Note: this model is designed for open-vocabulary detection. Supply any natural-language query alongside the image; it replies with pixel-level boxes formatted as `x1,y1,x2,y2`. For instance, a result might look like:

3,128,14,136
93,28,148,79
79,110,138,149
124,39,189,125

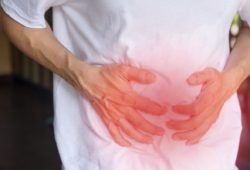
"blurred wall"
0,9,53,90
0,27,12,75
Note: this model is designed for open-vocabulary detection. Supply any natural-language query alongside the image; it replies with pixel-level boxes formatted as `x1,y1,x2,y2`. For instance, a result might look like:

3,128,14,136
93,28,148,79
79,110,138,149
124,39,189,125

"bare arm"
167,23,250,145
0,8,91,88
1,8,166,146
224,22,250,86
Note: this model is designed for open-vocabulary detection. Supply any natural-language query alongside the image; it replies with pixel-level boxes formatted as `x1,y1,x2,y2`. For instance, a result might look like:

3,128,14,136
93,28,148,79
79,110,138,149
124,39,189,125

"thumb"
120,66,156,84
187,68,215,85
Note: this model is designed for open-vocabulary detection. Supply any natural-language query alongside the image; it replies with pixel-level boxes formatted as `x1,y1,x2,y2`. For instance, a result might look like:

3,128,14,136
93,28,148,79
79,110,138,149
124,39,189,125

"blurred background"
0,10,250,170
0,10,61,170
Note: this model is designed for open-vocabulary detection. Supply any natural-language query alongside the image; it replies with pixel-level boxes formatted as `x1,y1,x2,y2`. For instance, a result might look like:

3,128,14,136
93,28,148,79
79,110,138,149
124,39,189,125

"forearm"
0,8,90,84
224,23,250,87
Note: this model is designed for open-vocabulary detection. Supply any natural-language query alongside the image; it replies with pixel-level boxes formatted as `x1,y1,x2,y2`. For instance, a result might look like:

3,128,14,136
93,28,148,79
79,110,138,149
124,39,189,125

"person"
1,0,250,169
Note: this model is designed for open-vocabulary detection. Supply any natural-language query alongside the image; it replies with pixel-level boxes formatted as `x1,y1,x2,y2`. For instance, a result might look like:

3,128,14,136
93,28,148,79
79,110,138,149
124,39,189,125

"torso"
52,1,243,169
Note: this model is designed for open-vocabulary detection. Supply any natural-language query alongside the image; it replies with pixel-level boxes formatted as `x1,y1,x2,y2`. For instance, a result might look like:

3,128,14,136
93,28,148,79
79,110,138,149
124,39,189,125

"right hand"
71,63,167,146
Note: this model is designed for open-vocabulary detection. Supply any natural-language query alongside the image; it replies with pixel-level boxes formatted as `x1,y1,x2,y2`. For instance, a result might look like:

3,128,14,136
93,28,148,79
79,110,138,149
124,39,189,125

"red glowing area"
88,55,235,147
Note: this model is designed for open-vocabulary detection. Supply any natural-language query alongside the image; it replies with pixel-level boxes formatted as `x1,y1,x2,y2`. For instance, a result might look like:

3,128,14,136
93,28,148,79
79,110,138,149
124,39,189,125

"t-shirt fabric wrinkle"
1,0,250,169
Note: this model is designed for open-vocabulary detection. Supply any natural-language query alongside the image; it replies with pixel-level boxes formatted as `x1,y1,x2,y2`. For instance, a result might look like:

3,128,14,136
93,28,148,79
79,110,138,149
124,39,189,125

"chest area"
66,0,242,34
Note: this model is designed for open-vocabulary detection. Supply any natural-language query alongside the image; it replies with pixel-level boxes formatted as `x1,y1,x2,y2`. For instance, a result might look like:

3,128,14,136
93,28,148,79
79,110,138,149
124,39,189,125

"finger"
92,100,113,120
120,65,156,84
102,116,131,147
172,117,212,142
185,106,221,145
124,107,165,136
187,68,218,85
172,103,195,115
132,93,167,115
107,103,165,136
94,102,131,146
172,88,214,116
169,105,220,141
193,90,214,111
110,92,167,115
185,138,200,145
102,99,126,123
166,106,215,131
118,118,153,144
166,118,197,131
173,109,219,145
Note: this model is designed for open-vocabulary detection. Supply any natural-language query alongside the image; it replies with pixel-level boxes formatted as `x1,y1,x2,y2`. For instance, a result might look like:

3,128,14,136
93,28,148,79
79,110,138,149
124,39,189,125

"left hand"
166,67,239,145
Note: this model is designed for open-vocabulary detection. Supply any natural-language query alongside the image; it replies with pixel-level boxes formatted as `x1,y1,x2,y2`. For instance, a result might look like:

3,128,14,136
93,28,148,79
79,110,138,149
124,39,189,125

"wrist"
58,52,93,88
222,66,246,92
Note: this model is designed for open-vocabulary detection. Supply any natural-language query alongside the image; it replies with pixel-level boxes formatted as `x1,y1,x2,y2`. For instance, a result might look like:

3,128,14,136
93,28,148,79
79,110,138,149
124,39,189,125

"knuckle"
120,65,130,73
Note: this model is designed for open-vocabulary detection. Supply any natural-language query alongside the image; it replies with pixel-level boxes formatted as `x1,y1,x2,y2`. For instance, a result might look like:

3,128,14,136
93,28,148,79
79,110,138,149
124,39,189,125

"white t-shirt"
1,0,250,170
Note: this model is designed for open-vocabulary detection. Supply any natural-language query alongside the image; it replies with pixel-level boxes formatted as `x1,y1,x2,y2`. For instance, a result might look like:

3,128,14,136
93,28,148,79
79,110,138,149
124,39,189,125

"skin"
167,22,250,145
0,8,166,146
1,8,250,146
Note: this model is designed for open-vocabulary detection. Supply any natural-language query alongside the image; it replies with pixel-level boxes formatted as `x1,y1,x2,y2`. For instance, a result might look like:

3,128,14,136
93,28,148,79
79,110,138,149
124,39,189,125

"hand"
166,67,239,145
74,64,166,146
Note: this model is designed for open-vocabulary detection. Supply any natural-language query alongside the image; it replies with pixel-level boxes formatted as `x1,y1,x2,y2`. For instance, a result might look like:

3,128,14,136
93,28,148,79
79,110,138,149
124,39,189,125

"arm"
167,23,250,145
1,8,166,146
224,22,250,86
0,8,90,87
